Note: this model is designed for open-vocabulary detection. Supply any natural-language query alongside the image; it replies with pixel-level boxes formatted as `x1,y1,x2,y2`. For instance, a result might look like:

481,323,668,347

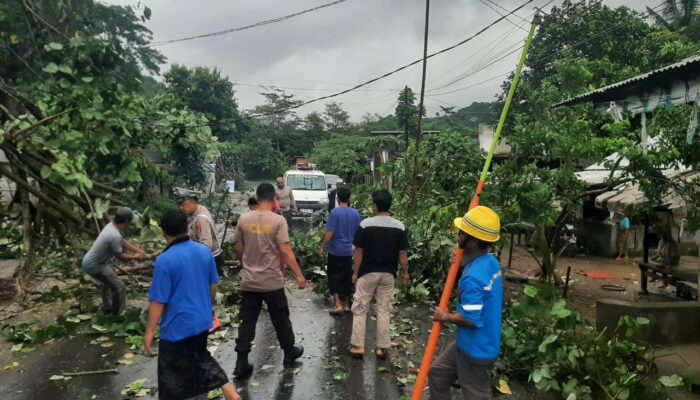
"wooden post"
507,231,515,269
643,214,650,263
410,0,430,213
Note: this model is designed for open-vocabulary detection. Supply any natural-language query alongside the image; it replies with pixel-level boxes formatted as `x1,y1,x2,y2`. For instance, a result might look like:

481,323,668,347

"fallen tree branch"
61,369,119,377
116,264,153,274
8,108,74,142
0,164,85,227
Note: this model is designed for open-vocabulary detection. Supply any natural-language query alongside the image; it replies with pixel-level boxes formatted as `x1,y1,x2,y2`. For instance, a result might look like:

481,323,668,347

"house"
557,55,700,344
478,124,511,159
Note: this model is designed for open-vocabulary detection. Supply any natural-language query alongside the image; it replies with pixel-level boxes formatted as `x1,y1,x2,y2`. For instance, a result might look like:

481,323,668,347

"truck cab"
283,169,329,214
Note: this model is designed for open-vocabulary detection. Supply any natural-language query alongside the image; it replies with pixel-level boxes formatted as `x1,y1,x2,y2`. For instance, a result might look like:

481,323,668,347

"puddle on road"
0,334,157,400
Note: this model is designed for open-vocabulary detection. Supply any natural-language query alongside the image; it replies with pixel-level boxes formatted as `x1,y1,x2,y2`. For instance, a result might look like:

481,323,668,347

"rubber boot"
233,352,253,379
283,345,304,367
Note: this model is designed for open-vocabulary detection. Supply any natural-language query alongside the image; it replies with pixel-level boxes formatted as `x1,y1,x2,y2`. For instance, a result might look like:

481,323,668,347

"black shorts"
327,254,353,296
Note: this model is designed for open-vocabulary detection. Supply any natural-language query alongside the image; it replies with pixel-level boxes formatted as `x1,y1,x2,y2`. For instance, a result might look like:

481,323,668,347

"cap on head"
453,206,500,242
114,207,134,224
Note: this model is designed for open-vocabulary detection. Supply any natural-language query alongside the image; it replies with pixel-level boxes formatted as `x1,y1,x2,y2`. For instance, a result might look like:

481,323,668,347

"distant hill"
424,101,497,134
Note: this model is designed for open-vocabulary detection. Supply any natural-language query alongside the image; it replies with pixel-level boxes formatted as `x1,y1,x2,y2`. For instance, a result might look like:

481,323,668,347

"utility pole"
403,85,409,150
410,0,430,213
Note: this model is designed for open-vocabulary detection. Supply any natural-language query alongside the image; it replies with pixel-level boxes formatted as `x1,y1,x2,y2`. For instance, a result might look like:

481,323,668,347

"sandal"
350,347,365,359
375,348,388,360
327,306,344,315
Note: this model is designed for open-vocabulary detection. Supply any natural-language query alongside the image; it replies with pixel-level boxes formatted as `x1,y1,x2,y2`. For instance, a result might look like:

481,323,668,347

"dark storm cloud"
108,0,655,120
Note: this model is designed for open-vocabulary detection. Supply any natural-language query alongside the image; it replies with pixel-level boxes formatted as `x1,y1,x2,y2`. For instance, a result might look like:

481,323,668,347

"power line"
150,0,348,46
429,39,524,94
484,0,532,24
428,0,666,96
158,0,536,129
234,82,399,92
480,0,529,31
167,58,402,91
428,9,531,85
427,3,543,93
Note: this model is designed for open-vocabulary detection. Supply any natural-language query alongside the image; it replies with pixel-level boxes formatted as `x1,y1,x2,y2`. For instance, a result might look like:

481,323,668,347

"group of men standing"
81,180,505,399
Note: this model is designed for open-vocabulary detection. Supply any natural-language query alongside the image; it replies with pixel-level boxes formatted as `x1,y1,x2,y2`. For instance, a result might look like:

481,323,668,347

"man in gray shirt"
276,177,297,226
82,207,152,315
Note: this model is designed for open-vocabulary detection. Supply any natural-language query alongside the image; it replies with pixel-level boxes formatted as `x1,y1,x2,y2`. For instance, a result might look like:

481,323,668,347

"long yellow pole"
411,17,538,400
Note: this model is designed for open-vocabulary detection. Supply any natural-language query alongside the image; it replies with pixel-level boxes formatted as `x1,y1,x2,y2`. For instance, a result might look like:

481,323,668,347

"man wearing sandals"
429,206,503,400
318,187,361,315
349,189,409,359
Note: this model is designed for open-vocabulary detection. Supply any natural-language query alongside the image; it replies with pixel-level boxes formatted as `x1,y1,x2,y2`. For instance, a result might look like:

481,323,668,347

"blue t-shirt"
326,207,361,257
456,253,503,363
619,217,630,230
149,240,219,342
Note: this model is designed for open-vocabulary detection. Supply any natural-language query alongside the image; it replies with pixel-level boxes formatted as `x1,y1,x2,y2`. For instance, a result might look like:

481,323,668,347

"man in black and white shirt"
350,189,410,360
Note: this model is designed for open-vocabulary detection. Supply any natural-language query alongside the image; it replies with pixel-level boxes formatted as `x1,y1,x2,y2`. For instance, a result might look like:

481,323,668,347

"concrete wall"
596,298,700,345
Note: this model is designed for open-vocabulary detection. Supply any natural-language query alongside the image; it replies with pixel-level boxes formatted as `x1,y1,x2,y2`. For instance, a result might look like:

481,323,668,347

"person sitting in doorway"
652,229,681,289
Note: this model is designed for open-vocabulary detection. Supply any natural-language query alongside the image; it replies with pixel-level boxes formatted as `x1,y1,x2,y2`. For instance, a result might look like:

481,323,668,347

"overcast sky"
105,0,658,121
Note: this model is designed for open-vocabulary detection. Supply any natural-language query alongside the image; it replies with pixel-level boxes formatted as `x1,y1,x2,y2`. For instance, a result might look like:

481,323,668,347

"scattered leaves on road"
121,378,152,397
333,372,348,381
3,362,20,371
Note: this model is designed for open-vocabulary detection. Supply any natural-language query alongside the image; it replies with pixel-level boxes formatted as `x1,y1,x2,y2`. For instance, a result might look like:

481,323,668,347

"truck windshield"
287,175,326,190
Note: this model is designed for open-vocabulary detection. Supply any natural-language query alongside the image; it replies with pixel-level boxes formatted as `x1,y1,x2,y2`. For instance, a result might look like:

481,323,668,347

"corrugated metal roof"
554,55,700,108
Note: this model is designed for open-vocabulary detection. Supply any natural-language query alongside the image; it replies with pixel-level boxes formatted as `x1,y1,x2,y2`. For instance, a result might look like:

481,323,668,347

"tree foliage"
0,0,218,281
164,64,246,141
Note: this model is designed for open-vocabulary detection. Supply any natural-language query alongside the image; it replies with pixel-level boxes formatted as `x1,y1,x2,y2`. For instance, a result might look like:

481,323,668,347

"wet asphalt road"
0,283,403,400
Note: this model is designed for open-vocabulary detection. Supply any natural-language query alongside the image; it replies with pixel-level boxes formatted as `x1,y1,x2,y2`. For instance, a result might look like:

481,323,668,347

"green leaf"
333,372,349,381
58,64,72,74
81,77,94,83
532,369,542,383
43,62,59,74
538,334,558,352
523,285,539,298
11,343,23,352
127,378,147,391
377,366,389,373
659,374,684,387
47,42,63,50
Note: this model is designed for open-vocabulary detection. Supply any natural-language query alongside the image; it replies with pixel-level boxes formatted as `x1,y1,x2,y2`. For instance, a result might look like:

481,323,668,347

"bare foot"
350,346,365,358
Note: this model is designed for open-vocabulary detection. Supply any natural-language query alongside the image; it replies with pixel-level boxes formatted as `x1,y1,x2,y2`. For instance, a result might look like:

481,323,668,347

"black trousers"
214,253,225,275
234,288,295,353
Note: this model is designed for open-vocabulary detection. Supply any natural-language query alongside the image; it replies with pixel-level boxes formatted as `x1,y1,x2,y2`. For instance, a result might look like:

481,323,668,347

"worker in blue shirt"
144,210,239,400
429,206,503,400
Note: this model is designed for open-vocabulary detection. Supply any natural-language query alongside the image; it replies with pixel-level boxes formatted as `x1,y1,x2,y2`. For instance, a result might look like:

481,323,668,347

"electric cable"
150,0,348,46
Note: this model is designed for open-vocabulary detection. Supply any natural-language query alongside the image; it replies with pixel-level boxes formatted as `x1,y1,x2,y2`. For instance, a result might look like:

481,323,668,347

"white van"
283,169,329,213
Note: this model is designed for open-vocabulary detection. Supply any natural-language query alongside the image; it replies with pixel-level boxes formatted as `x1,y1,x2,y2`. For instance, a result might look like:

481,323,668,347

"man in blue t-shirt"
319,187,361,314
429,206,503,400
144,210,239,400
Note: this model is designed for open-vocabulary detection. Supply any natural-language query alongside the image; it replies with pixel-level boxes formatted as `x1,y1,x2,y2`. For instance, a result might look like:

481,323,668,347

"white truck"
283,169,329,214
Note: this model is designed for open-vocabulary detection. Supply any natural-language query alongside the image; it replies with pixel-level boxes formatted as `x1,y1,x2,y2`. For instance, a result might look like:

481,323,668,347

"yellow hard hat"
453,206,500,243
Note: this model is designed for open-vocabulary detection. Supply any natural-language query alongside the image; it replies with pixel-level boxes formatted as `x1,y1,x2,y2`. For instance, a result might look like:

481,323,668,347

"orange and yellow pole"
410,17,538,400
